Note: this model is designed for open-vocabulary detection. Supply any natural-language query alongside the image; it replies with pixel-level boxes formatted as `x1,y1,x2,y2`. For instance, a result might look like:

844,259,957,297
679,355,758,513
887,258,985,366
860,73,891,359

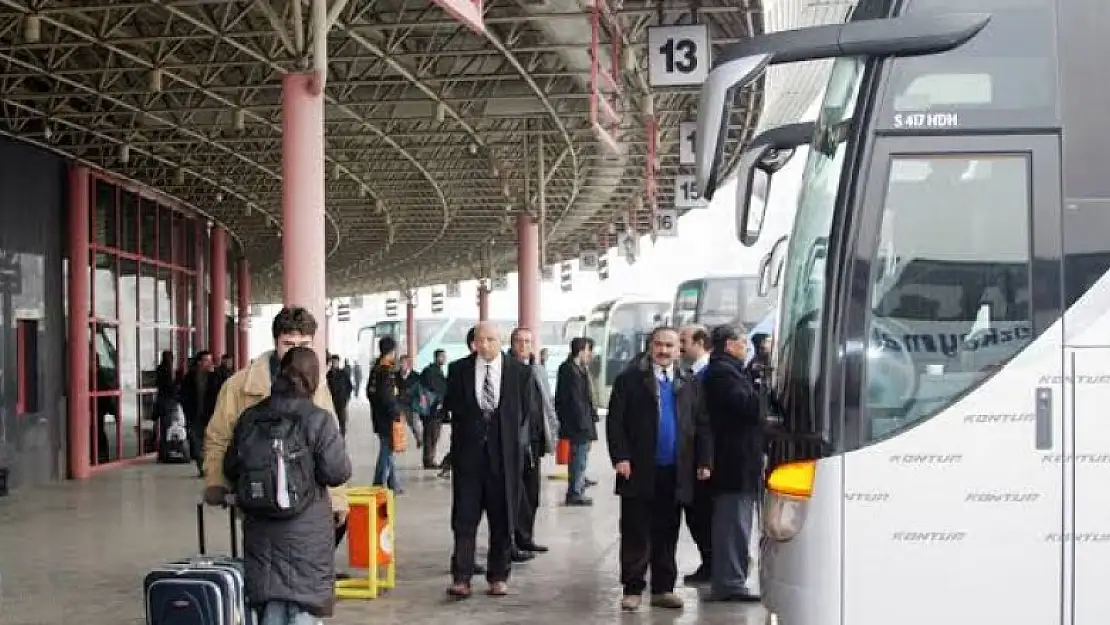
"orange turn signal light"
767,460,816,498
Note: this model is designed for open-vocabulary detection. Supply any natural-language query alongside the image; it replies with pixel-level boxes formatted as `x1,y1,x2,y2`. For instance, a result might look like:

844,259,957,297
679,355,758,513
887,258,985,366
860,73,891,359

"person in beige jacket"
202,306,349,524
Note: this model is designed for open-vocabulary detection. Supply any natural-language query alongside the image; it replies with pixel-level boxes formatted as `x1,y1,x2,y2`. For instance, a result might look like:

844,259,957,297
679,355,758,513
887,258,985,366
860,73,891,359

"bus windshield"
774,56,865,435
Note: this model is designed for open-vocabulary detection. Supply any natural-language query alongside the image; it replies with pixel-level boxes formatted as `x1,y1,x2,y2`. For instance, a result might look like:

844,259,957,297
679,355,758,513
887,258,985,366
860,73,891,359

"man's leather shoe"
511,549,535,562
487,581,509,596
446,582,472,599
519,542,548,553
565,496,593,506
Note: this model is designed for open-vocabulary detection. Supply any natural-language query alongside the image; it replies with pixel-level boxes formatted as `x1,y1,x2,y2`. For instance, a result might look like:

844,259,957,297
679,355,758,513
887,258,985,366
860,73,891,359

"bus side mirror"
734,123,812,247
737,155,770,246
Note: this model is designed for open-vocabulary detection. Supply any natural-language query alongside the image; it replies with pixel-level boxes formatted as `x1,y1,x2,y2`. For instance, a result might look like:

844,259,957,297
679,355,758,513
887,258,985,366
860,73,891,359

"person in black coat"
179,350,219,476
444,322,535,599
703,325,763,601
606,326,712,612
420,349,449,468
326,354,354,437
555,336,598,505
368,336,403,492
223,346,352,623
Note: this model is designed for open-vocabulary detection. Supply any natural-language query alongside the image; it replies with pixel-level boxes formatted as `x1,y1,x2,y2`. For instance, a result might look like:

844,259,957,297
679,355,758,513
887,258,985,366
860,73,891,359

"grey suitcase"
143,503,251,625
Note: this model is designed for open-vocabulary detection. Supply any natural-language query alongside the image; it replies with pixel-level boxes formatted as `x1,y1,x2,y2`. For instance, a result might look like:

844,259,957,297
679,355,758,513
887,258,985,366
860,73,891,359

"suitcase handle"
196,500,239,558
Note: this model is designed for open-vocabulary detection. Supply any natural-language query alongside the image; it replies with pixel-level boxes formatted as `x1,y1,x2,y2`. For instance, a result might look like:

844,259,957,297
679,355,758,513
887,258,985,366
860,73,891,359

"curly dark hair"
271,346,319,398
271,306,318,340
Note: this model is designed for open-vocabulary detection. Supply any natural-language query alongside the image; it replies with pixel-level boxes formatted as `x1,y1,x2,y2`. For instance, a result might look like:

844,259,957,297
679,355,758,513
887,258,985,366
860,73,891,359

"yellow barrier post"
336,486,396,600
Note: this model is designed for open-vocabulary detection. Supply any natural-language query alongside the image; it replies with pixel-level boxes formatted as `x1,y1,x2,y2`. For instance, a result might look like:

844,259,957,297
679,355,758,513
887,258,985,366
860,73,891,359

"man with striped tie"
444,321,536,599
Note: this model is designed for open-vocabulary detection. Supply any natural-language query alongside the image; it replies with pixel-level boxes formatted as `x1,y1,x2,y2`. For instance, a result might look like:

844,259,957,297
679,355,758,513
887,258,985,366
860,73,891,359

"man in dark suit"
607,326,712,612
444,321,535,598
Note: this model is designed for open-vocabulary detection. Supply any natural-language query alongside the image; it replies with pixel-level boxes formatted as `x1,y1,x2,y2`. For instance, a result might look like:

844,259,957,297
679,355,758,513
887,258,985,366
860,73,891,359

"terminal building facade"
0,136,248,494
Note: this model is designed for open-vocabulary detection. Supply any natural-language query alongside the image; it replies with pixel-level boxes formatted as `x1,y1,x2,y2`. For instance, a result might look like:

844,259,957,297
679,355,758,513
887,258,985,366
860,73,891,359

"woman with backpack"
223,346,352,625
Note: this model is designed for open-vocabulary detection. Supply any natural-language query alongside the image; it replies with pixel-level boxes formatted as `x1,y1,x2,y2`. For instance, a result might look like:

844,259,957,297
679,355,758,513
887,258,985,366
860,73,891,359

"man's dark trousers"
619,466,682,595
450,422,512,583
422,414,443,467
684,478,714,570
515,446,542,547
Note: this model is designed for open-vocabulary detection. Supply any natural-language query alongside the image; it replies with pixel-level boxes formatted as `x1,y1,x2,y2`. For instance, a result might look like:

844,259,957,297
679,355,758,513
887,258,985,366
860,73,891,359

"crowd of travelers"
152,304,773,624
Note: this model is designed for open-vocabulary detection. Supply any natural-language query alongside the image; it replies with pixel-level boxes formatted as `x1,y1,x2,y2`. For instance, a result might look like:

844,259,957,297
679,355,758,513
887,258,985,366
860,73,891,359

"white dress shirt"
653,362,676,384
691,353,710,375
475,353,503,411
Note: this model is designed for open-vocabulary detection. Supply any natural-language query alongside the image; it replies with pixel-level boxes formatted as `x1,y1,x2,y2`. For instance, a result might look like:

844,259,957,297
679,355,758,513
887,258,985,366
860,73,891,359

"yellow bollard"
336,486,396,600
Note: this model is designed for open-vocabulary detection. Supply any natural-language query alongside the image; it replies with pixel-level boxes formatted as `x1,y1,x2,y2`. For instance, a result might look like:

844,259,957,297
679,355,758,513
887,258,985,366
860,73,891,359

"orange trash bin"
347,489,393,568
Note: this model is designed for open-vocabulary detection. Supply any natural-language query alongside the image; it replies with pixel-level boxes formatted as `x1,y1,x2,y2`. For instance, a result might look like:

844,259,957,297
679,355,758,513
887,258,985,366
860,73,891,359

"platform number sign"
648,24,711,88
679,122,696,165
655,209,679,238
446,281,461,298
674,174,708,208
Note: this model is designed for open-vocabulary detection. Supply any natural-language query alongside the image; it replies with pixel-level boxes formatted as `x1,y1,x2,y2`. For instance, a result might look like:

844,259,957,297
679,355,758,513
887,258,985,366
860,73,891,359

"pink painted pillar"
67,165,91,480
516,215,541,354
281,72,328,366
405,299,416,360
193,221,205,351
236,258,251,369
477,283,490,321
209,226,228,357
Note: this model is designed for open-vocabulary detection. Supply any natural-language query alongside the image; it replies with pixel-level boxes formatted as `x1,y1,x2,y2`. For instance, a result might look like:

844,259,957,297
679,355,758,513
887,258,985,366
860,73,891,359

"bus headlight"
763,460,816,541
763,493,809,541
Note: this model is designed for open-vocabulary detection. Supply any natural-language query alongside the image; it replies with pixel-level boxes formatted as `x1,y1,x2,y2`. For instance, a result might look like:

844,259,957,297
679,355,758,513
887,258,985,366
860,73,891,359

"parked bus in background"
670,275,776,329
584,297,669,408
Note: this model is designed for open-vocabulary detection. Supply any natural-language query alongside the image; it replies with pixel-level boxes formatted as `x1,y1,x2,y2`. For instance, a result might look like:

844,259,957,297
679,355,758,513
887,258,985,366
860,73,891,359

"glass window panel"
157,267,173,324
120,392,140,460
120,192,139,253
139,327,157,390
140,198,158,258
864,155,1032,442
184,219,196,269
117,259,140,391
157,328,173,363
186,275,196,326
171,212,183,265
158,207,173,263
138,263,156,323
93,180,118,248
93,253,117,320
139,392,157,455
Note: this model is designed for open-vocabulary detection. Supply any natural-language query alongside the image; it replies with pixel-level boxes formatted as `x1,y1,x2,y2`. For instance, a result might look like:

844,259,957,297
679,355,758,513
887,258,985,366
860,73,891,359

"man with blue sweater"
607,326,713,612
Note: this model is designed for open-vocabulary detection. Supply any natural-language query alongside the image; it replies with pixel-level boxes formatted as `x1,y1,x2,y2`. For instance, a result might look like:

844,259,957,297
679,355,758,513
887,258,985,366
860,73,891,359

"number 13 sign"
648,24,711,88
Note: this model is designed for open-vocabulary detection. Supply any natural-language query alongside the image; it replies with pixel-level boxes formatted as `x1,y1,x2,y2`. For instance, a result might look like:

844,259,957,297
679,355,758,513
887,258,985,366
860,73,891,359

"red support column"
209,226,228,357
236,258,251,368
516,215,541,354
405,298,416,359
66,165,91,480
281,72,328,366
193,221,205,351
477,283,490,321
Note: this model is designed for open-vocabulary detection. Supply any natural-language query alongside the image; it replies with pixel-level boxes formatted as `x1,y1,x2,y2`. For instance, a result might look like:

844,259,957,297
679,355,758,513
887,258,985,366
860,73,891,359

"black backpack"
230,402,316,520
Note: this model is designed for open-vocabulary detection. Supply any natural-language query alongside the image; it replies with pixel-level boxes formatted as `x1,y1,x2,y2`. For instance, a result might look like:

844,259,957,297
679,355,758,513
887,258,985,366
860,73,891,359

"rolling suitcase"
143,503,252,625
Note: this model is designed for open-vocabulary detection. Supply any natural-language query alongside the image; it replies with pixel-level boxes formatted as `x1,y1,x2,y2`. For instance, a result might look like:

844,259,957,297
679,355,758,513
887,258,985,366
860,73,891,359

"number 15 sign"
648,24,711,88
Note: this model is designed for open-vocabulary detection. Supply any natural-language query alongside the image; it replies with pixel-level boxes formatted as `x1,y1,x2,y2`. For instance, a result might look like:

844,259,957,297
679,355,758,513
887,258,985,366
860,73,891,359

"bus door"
1061,194,1110,619
840,135,1064,625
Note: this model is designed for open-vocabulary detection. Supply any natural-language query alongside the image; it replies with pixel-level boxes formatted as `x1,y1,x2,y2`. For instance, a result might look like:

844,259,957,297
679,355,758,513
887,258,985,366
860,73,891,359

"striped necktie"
482,363,496,414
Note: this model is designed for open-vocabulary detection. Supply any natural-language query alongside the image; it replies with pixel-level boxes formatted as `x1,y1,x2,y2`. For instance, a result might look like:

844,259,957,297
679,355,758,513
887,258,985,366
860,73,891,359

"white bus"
697,1,1110,624
584,297,669,408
